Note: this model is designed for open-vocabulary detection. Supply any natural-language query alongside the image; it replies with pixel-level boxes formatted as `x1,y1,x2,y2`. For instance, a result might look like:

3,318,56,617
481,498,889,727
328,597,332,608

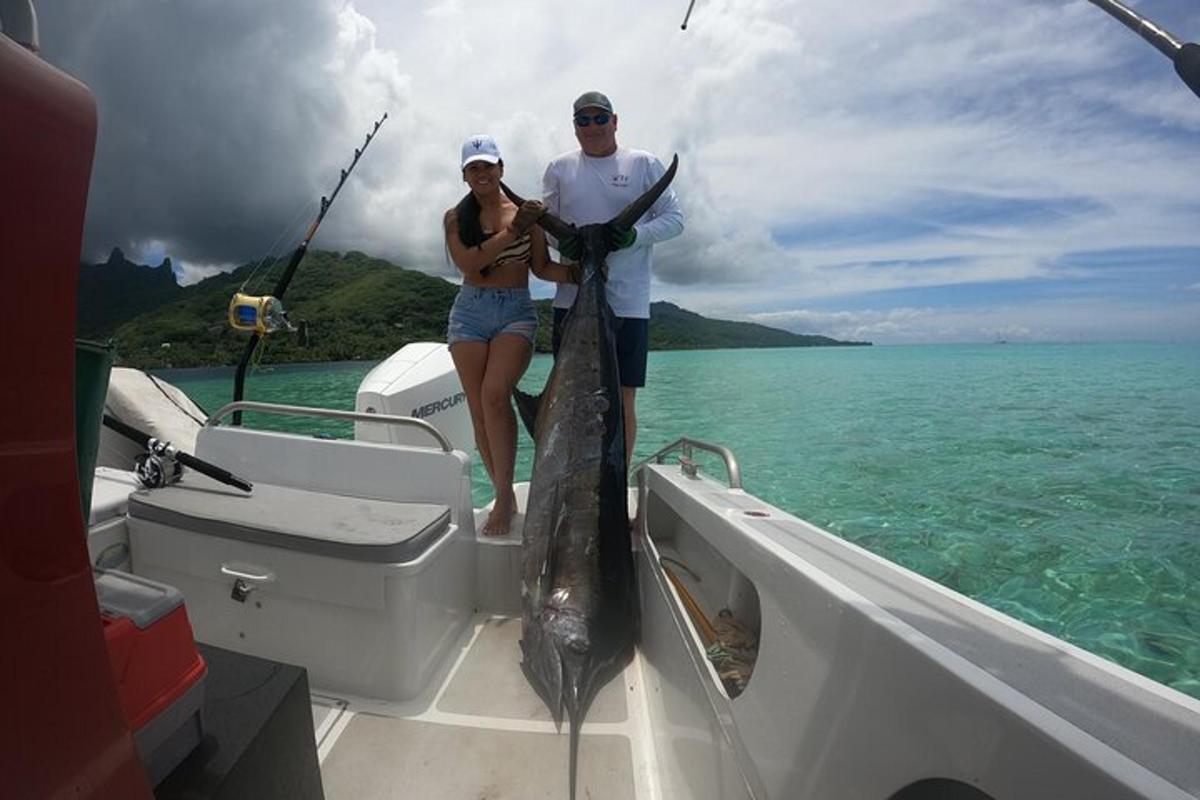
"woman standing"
444,134,573,536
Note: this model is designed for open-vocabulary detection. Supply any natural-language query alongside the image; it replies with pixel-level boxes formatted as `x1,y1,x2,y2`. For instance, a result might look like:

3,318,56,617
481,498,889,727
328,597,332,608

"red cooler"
97,570,207,785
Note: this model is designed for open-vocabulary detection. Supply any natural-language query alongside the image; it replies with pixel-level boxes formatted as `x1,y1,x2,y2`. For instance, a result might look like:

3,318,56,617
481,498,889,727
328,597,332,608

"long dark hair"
453,191,484,248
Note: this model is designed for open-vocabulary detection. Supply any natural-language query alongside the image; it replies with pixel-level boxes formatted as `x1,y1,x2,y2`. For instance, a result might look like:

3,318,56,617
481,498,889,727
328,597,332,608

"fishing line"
250,335,270,372
243,196,318,292
239,196,321,295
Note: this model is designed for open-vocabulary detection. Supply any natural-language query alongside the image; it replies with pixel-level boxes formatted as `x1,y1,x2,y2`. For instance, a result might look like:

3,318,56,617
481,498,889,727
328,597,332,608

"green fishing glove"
509,200,545,236
607,224,637,250
556,233,584,261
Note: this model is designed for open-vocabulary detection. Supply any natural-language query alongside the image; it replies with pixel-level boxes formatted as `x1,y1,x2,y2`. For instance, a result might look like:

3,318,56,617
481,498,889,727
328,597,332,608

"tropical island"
78,249,870,369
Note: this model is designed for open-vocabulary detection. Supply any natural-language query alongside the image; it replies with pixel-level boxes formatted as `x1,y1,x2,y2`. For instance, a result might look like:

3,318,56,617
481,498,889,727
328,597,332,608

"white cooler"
127,473,473,702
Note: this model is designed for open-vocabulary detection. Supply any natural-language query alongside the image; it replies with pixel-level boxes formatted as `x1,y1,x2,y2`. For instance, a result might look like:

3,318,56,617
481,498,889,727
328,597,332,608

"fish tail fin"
512,388,541,440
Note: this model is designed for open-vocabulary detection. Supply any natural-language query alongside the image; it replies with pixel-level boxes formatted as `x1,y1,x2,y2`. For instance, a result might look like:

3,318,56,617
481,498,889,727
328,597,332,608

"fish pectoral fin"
540,494,576,587
539,502,570,588
512,388,542,440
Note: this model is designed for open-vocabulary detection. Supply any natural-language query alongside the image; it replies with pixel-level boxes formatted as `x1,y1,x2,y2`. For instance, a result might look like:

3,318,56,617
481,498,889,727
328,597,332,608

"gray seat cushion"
129,474,451,564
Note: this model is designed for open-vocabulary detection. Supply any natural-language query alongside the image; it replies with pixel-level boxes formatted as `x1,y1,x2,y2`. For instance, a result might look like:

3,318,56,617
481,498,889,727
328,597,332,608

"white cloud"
37,0,1200,341
175,261,230,286
335,0,1200,300
745,298,1200,344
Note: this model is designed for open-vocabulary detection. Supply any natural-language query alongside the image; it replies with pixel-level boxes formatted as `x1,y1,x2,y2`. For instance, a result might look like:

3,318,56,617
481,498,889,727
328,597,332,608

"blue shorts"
448,286,538,346
552,307,649,388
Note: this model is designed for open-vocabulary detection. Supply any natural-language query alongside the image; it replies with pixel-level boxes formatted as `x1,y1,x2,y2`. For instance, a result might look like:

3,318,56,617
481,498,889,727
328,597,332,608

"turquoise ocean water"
160,342,1200,699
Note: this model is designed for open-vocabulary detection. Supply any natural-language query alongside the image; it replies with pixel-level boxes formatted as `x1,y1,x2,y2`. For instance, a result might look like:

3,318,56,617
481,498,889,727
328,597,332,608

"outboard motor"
355,342,473,450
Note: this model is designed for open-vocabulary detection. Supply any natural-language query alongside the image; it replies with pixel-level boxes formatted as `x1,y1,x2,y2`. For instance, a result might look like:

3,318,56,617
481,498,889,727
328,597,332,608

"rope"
662,563,720,645
145,371,208,424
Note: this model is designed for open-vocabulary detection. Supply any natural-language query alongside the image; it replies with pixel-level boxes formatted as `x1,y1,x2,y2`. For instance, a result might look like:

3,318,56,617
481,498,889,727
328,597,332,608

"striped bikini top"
481,231,532,268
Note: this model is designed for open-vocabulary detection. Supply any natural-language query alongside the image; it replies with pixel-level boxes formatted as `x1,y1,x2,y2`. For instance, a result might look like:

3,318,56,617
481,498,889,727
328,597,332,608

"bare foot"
482,494,517,537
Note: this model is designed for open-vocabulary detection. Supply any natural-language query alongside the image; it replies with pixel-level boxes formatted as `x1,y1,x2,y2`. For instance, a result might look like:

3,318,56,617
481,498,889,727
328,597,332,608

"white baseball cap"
461,134,502,169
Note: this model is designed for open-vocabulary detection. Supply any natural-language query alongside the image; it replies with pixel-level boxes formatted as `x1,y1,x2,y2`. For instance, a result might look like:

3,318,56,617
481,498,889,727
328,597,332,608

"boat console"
74,356,1200,799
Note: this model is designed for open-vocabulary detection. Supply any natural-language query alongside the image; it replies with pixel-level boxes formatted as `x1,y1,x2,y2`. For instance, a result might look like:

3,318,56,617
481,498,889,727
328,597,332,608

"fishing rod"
229,112,388,425
102,414,253,492
1086,0,1200,99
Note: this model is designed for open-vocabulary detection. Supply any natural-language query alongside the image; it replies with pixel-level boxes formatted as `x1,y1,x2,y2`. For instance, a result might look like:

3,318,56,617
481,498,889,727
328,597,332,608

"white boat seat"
128,474,451,564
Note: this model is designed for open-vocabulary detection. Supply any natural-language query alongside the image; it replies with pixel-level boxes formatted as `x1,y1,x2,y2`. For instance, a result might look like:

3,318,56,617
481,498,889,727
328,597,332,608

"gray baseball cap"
573,91,614,114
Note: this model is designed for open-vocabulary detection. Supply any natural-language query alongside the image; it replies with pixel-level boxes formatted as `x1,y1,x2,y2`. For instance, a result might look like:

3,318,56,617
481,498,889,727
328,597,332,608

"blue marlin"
502,155,678,800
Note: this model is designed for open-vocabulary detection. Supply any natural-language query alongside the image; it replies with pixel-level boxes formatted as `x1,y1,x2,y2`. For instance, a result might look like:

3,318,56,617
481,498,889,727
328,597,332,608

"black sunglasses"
574,112,611,127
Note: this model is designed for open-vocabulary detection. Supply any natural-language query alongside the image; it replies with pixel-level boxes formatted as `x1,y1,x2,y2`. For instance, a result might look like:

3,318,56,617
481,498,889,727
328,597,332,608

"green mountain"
647,301,860,349
77,248,184,338
78,250,869,369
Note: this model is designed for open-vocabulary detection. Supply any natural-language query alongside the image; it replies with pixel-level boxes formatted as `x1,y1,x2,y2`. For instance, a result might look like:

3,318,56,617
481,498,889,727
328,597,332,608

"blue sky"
38,0,1200,343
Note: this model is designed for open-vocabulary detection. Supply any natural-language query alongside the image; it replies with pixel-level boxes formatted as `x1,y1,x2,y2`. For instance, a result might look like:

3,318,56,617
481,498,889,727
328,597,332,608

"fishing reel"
228,293,295,335
134,437,183,489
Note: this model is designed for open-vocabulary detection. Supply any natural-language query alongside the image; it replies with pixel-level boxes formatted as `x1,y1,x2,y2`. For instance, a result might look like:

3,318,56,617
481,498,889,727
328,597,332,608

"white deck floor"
312,615,661,799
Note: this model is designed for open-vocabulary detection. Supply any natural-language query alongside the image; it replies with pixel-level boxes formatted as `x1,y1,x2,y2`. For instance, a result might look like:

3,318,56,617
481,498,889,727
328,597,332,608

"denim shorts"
552,307,649,388
448,286,538,346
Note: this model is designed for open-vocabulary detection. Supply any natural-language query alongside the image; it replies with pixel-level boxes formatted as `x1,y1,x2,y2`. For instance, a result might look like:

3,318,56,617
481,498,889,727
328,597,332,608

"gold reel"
228,293,289,334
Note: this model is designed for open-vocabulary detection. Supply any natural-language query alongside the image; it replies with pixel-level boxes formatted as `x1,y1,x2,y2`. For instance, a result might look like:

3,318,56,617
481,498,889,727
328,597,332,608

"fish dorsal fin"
513,388,542,439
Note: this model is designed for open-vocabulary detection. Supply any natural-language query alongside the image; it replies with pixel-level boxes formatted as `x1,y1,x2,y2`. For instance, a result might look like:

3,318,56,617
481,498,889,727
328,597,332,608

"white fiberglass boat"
5,0,1199,795
82,344,1200,800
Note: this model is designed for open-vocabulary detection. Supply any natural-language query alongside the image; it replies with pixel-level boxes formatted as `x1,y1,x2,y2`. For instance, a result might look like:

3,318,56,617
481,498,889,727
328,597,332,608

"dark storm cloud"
37,0,348,266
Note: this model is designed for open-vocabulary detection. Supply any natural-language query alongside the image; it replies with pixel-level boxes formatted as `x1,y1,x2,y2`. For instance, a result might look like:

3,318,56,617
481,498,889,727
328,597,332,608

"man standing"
543,91,684,466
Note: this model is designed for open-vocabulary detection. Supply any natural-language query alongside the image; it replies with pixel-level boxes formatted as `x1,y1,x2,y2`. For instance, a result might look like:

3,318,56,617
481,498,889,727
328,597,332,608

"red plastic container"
97,570,207,783
102,606,206,730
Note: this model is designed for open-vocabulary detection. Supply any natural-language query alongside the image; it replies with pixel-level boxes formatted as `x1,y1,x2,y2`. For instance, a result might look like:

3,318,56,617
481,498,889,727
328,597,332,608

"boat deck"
313,614,657,799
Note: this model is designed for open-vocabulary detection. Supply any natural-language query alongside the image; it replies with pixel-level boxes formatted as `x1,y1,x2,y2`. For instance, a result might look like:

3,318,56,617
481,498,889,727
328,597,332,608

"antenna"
681,0,697,30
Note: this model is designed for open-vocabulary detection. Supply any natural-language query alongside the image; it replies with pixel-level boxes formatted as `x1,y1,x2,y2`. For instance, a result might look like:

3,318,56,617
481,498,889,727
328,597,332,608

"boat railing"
635,437,743,489
204,401,454,452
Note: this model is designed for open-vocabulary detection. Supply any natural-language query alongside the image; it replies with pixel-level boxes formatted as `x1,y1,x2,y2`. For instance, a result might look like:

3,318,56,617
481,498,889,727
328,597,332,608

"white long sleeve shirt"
543,146,684,319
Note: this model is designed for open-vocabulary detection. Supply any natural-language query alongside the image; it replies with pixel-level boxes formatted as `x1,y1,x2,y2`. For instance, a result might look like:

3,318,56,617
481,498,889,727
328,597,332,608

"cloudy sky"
34,0,1200,343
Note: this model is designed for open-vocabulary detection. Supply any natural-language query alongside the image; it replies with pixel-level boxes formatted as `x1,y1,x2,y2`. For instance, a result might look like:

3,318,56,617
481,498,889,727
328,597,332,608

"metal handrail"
634,437,742,489
205,401,453,452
